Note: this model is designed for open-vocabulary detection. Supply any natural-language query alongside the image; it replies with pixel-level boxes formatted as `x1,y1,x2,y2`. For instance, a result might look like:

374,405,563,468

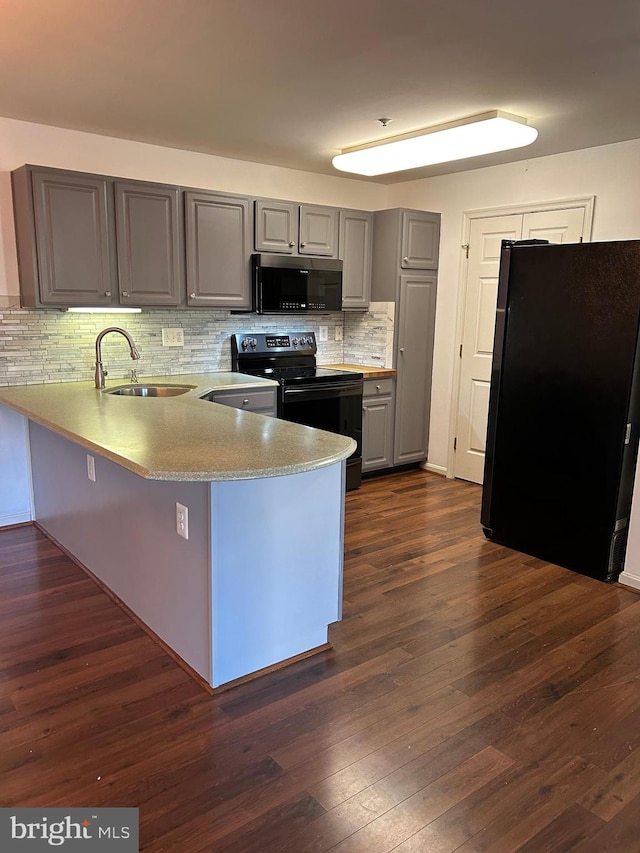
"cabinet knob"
121,291,129,297
243,399,249,406
376,384,381,391
300,241,306,248
403,256,409,263
104,291,111,297
400,348,405,354
288,241,295,247
189,293,196,298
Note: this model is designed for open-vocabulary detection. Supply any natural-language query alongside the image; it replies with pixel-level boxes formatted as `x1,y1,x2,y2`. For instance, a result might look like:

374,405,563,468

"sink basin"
105,384,196,397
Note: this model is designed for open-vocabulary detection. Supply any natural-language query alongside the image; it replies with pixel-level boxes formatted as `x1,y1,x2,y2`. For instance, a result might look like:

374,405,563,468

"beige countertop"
0,372,356,482
322,363,396,379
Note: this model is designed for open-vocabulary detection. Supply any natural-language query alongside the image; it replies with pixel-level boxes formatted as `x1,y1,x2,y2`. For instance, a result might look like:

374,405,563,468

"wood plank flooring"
2,468,640,851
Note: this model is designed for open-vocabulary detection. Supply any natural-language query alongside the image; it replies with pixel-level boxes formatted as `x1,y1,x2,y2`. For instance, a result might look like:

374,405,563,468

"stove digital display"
266,336,290,348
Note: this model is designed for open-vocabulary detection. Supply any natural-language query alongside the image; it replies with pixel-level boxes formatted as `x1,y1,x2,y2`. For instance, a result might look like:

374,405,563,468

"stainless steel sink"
105,384,196,397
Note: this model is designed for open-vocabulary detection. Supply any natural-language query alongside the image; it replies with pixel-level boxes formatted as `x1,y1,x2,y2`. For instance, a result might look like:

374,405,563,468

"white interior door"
453,205,588,483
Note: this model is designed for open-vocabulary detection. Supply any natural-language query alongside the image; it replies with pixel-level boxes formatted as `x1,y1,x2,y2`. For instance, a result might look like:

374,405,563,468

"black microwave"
252,253,343,313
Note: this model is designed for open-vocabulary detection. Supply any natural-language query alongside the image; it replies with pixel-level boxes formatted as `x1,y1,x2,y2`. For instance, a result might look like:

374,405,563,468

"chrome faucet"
95,327,140,389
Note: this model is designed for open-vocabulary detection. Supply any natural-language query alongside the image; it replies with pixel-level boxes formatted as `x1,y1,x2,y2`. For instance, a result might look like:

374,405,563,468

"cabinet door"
210,387,277,417
394,274,437,465
255,200,297,253
299,205,339,256
400,211,440,269
115,181,183,306
31,169,116,306
340,209,372,310
362,379,394,471
185,191,251,309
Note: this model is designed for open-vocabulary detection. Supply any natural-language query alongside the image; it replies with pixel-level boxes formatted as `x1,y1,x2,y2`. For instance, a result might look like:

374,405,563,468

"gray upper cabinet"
185,190,252,309
115,181,183,306
371,208,441,467
12,165,116,307
254,200,298,253
401,210,440,269
254,199,339,257
12,166,184,308
339,209,372,310
299,205,339,256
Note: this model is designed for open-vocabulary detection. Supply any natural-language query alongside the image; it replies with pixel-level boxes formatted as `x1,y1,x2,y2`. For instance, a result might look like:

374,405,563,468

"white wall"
386,139,640,471
0,404,32,524
0,116,387,306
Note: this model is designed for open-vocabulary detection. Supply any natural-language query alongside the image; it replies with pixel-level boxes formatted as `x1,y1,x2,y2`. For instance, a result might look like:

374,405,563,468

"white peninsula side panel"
210,463,345,686
29,422,212,682
0,403,32,526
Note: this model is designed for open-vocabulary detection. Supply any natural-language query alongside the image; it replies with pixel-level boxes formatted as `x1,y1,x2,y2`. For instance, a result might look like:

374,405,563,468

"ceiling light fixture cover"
332,110,538,176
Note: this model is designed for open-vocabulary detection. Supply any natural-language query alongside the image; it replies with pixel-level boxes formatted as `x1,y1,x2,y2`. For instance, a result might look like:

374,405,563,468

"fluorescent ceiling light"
66,307,142,314
332,110,538,176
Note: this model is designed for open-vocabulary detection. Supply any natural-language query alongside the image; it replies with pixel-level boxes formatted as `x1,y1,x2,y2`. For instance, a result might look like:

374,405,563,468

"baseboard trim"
0,511,33,528
420,461,447,477
618,571,640,593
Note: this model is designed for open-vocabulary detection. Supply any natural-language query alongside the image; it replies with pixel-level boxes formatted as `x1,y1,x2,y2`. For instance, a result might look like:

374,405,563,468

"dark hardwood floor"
2,469,640,851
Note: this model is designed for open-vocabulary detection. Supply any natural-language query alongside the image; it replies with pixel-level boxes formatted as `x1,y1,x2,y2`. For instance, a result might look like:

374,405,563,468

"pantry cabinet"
372,208,440,466
254,199,339,257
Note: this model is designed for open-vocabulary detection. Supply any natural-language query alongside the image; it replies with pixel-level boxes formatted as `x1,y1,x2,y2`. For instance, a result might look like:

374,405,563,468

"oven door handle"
282,382,362,399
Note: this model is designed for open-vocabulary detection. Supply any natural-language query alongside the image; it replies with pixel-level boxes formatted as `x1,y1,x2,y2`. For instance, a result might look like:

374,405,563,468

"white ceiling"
1,0,640,184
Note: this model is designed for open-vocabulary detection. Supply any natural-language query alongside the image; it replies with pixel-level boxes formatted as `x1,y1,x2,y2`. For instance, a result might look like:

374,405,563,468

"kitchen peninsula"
0,373,355,690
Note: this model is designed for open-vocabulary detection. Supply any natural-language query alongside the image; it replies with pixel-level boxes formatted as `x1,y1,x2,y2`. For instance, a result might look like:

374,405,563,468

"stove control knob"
241,338,249,350
292,337,299,346
250,338,258,349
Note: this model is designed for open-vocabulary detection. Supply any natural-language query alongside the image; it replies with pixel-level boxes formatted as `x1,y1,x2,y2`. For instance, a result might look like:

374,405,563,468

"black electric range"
231,332,363,490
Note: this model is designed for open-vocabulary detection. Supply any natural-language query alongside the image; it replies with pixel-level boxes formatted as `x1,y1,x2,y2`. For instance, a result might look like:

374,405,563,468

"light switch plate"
162,328,184,347
319,326,328,342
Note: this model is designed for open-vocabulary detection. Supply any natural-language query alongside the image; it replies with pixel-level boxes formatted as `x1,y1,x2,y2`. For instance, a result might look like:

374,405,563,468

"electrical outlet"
319,326,328,342
87,454,96,482
162,328,184,347
335,325,343,342
176,502,189,539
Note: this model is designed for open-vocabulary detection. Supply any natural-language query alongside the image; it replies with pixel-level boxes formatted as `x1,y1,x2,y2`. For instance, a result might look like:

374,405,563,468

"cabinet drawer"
363,377,394,398
211,388,277,414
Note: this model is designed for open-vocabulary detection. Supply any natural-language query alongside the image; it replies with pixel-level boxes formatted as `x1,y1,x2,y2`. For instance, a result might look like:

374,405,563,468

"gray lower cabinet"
362,377,395,471
254,199,339,257
206,387,277,417
339,209,372,310
185,190,252,309
12,166,184,308
372,208,441,466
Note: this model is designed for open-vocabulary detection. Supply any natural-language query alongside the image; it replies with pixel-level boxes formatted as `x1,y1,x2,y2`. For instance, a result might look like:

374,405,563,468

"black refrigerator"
481,239,640,582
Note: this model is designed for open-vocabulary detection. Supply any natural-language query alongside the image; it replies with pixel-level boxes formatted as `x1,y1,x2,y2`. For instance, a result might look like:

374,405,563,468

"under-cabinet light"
332,110,538,176
65,307,142,314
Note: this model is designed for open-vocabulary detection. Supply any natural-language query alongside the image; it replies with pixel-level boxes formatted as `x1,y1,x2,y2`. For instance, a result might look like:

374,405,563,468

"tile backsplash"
0,304,395,386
